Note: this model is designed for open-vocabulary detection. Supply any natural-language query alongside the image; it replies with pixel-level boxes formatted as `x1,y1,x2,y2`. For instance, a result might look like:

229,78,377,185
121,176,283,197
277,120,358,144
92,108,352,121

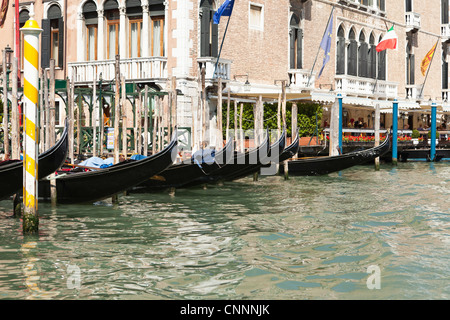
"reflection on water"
0,162,449,300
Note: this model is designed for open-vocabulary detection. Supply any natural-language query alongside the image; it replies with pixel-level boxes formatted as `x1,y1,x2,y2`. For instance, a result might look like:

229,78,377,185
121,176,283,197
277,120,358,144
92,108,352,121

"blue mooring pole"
430,101,437,161
392,99,398,165
338,93,343,154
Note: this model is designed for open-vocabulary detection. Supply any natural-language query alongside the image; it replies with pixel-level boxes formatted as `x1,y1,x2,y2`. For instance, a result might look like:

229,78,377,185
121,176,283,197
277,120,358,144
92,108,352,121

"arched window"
368,33,376,79
19,9,30,68
443,0,449,24
83,1,98,61
347,28,357,76
336,25,345,75
42,4,64,68
358,31,368,77
200,0,218,57
377,35,386,80
127,0,143,58
104,0,120,59
289,14,302,69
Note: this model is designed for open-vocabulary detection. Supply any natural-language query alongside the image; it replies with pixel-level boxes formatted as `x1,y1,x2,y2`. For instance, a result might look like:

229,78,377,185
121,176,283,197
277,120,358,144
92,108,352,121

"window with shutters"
405,0,413,12
19,9,29,70
443,44,448,90
406,40,415,85
289,14,302,70
249,3,263,31
41,4,64,69
377,34,386,80
443,0,449,24
83,0,98,61
347,29,357,76
368,33,376,79
105,0,120,60
151,16,164,56
358,31,368,78
200,0,218,57
127,0,143,58
336,25,345,75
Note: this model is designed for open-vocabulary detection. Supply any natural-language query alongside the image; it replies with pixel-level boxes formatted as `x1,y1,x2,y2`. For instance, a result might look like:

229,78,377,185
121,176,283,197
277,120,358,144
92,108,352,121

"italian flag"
376,26,398,52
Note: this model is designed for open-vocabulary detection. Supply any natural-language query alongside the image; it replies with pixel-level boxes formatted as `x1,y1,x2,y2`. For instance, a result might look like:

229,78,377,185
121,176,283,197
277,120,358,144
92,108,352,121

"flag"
421,41,438,76
213,0,235,24
0,0,9,28
317,11,333,79
376,26,398,52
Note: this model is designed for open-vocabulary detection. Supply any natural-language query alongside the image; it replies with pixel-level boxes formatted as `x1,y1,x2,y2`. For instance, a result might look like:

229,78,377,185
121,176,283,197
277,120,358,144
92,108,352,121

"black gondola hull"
38,132,178,203
283,135,391,176
0,120,69,200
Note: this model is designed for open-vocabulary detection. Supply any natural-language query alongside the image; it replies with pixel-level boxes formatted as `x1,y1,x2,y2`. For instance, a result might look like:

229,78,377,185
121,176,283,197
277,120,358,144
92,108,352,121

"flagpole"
307,6,334,87
213,15,231,79
372,24,391,94
419,38,439,99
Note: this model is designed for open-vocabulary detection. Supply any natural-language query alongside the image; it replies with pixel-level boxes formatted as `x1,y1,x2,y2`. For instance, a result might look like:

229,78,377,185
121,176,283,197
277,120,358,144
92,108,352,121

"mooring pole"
374,103,381,170
430,101,437,161
337,92,343,154
392,99,398,165
2,48,10,160
20,5,42,233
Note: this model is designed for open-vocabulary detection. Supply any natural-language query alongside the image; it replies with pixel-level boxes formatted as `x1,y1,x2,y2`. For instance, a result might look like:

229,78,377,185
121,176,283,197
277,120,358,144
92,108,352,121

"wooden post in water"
20,8,42,233
135,90,141,154
39,70,45,153
234,99,238,148
277,91,281,138
226,84,230,142
329,96,340,156
76,89,82,158
68,75,75,164
171,76,177,134
144,85,149,156
11,57,20,159
114,55,120,164
374,103,380,170
92,73,97,158
49,59,57,205
2,48,9,160
281,81,287,130
121,75,127,159
44,68,49,149
239,102,244,153
201,66,207,146
217,78,223,148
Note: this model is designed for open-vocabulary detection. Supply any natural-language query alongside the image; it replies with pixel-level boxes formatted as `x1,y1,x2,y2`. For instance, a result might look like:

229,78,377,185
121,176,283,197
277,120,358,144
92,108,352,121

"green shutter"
41,19,51,69
58,17,64,68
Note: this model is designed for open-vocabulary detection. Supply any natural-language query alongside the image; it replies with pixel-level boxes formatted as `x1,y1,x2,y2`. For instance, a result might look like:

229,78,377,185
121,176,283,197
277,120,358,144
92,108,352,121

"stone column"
119,6,127,59
77,12,85,61
97,9,104,60
142,2,149,57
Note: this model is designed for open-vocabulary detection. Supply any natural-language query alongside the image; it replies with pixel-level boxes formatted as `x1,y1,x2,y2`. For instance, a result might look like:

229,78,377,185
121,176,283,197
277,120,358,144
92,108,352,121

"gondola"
221,129,286,181
38,130,178,204
281,133,391,176
134,138,234,191
279,131,300,162
399,148,450,162
0,119,69,200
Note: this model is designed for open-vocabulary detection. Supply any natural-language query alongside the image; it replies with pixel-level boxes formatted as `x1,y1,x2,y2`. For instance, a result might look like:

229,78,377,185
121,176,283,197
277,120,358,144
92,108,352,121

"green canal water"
0,162,449,300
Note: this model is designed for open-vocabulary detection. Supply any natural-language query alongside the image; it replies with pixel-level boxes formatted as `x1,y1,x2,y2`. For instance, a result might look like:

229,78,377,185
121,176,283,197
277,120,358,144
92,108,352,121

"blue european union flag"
213,0,235,24
317,11,333,79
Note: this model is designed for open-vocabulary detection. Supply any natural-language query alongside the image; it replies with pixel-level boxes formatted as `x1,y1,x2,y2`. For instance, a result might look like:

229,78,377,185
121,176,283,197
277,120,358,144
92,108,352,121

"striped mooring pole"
20,5,42,234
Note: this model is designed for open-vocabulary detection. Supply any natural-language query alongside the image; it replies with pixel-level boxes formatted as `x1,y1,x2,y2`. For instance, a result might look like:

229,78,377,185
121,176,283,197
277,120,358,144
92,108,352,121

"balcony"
405,84,424,100
68,57,168,84
405,12,421,32
335,75,398,98
442,24,450,42
197,57,232,84
288,69,315,90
